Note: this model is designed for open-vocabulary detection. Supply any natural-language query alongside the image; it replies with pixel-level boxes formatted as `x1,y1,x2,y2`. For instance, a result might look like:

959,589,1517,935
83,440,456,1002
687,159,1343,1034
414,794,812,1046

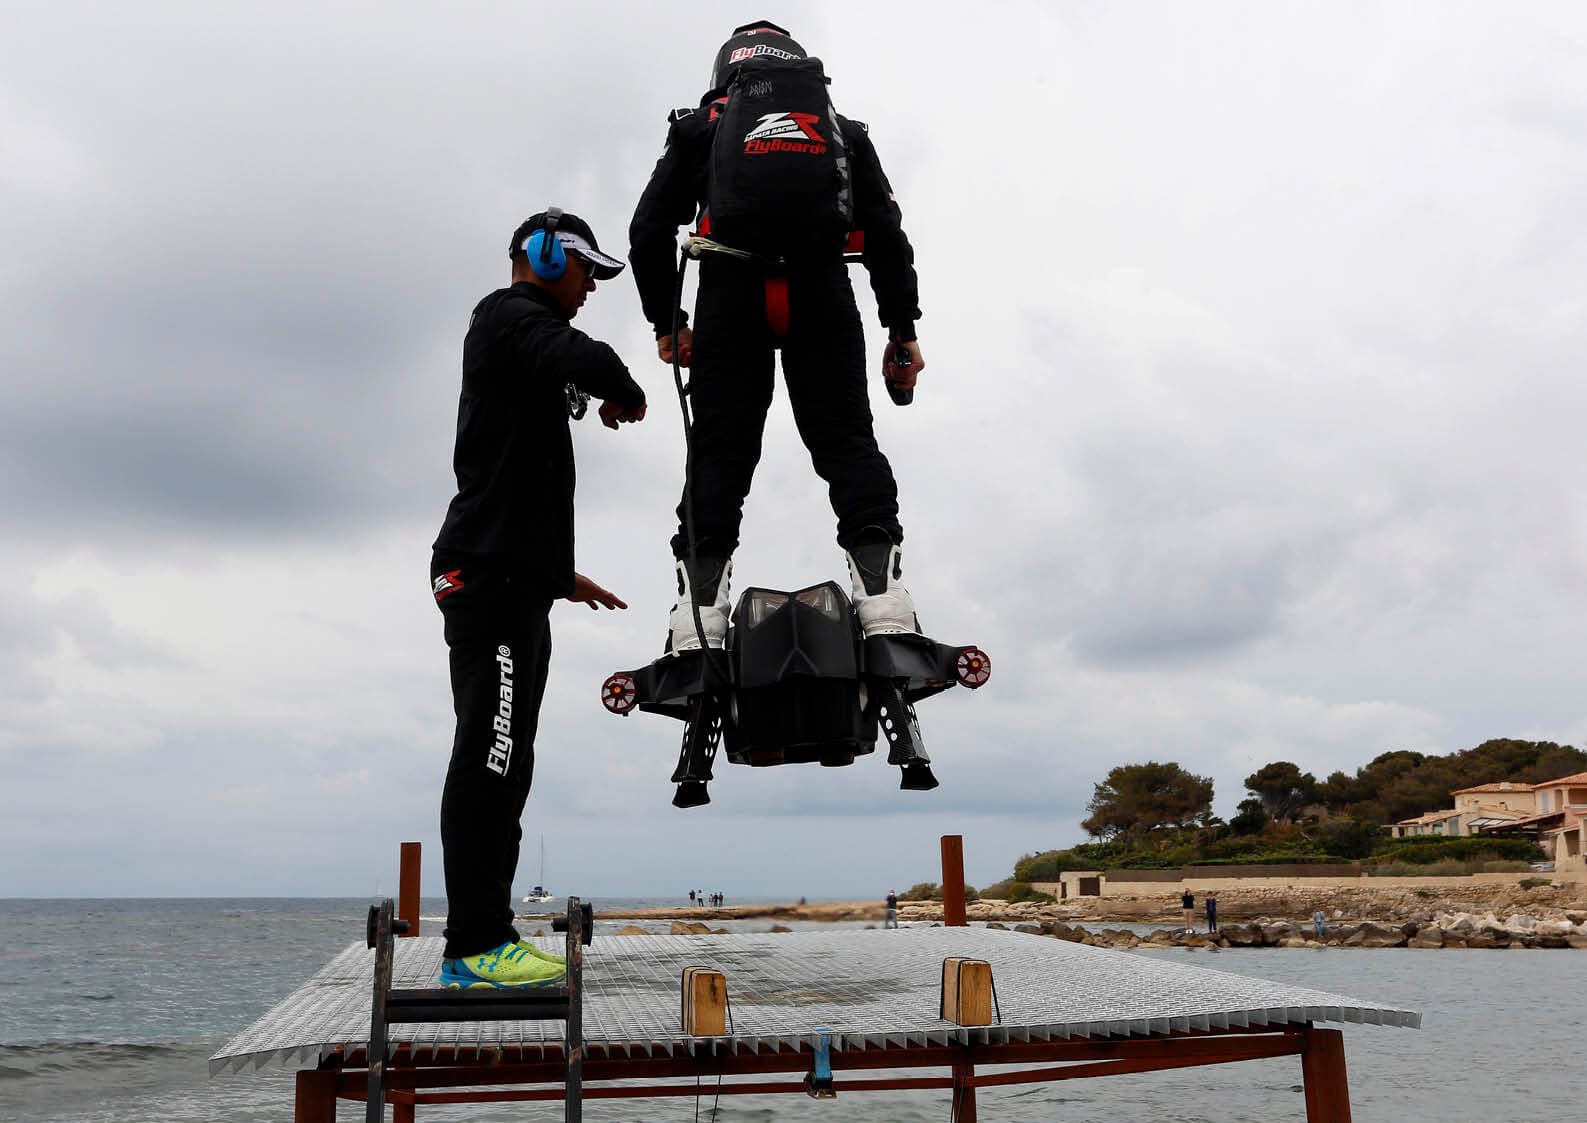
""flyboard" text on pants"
488,645,514,775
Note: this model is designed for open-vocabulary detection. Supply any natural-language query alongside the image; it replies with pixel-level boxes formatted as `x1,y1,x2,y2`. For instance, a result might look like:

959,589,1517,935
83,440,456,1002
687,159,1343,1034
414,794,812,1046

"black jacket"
433,283,645,595
629,101,921,340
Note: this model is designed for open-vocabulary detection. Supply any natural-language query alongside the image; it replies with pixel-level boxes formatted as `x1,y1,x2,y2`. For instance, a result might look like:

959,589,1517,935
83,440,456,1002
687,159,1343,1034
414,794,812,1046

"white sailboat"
521,835,554,903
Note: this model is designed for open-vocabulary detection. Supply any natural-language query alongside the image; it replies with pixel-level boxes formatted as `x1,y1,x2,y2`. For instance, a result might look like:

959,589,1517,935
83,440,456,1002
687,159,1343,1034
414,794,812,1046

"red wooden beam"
1302,1026,1352,1122
397,842,421,938
941,835,967,927
335,1030,1309,1096
293,1069,337,1123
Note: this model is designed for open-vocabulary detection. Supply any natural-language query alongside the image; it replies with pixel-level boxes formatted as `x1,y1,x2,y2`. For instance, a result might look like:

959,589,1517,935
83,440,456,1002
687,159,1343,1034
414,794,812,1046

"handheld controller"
886,340,914,406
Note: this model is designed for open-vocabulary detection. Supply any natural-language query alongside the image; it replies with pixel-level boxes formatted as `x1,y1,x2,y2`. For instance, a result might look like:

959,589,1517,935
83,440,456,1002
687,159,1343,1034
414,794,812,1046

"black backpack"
705,57,853,259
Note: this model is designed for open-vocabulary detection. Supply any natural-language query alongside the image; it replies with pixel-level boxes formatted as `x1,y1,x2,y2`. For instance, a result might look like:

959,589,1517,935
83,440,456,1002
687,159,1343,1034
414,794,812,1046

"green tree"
1229,797,1269,836
1244,761,1320,821
1081,761,1214,839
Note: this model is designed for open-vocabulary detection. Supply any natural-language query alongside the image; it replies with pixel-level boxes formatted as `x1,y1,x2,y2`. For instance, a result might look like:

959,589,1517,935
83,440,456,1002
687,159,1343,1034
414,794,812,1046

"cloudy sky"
3,2,1585,899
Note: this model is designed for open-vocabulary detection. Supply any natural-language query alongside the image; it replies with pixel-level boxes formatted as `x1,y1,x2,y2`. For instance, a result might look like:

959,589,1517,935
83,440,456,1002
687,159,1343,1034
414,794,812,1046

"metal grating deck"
210,927,1420,1075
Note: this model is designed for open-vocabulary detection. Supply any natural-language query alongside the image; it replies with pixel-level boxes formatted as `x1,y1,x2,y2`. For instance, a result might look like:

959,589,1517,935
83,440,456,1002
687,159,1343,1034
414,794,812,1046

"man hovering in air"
431,208,645,988
629,19,925,653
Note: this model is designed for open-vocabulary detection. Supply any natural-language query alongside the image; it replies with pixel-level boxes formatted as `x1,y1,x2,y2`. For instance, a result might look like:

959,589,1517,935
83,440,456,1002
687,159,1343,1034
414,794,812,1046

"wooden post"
951,1056,977,1122
393,1103,414,1123
398,842,421,937
294,1069,338,1123
941,835,966,926
1301,1026,1352,1122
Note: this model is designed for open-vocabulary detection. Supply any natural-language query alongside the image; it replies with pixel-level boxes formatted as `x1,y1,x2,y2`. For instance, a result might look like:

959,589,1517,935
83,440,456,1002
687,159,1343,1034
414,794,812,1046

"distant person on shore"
431,209,644,990
1181,888,1195,931
689,889,696,904
1204,889,1218,933
1313,909,1327,939
885,889,899,928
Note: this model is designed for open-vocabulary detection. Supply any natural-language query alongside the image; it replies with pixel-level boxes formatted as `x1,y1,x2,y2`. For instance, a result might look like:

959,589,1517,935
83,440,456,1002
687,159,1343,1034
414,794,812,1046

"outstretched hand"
882,339,924,390
599,399,647,430
657,328,694,368
567,573,628,611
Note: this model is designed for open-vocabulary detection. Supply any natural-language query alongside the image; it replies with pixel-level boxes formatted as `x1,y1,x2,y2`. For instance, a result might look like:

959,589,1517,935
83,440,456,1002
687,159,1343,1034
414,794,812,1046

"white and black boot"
666,556,732,653
845,532,919,637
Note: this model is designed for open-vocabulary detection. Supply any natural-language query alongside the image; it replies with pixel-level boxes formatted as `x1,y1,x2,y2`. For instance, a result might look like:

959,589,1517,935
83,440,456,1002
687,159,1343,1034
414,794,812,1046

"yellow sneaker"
516,940,567,968
440,941,566,988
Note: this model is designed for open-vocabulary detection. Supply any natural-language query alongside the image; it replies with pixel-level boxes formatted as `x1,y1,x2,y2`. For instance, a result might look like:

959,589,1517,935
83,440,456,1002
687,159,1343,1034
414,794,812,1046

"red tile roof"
1532,772,1587,789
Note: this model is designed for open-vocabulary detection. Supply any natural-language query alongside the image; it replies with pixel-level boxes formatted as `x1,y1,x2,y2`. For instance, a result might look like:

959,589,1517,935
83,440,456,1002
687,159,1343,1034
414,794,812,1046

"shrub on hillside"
898,882,979,902
1004,881,1056,904
1369,837,1542,865
979,877,1015,899
1367,858,1535,877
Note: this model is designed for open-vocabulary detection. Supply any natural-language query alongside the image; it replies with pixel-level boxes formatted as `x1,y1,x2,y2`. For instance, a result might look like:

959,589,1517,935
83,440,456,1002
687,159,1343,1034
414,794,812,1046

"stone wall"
1032,869,1578,899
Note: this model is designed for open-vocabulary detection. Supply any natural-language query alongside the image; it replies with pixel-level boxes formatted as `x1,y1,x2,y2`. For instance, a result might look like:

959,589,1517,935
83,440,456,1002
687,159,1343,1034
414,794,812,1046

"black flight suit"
629,98,921,560
431,282,645,960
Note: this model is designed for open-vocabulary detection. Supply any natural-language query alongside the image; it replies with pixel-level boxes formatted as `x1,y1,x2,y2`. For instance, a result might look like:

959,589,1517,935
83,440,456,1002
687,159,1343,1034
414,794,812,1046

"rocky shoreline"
577,881,1587,949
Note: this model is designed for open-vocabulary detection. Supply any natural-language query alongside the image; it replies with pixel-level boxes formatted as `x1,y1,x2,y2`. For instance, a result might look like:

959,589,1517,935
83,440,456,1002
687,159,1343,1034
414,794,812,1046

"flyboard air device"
601,588,990,808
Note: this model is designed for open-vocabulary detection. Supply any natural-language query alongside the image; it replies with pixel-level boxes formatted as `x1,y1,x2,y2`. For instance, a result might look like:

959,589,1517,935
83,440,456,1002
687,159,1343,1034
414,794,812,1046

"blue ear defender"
526,206,567,279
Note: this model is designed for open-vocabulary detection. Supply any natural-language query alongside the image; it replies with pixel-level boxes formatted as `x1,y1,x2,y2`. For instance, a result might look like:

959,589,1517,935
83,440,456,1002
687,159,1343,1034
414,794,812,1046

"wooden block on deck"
940,957,993,1026
681,966,727,1036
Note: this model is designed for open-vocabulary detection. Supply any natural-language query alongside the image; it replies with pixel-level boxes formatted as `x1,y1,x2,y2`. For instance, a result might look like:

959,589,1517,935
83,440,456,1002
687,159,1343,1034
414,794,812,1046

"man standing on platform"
431,209,646,988
885,889,899,928
1181,887,1195,932
1204,889,1218,933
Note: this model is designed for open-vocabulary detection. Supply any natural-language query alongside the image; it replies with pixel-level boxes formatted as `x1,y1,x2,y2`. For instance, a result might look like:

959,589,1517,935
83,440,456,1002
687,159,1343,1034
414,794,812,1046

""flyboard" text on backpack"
706,57,853,259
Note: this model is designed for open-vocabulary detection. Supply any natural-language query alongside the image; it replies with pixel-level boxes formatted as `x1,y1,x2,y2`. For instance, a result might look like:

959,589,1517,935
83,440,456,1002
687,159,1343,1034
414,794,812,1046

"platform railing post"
295,1068,338,1123
1301,1025,1352,1122
941,835,967,926
398,842,421,937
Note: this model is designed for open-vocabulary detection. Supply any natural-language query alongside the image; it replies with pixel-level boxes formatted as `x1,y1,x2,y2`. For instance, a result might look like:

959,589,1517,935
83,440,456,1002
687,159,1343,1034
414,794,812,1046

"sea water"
2,898,1581,1122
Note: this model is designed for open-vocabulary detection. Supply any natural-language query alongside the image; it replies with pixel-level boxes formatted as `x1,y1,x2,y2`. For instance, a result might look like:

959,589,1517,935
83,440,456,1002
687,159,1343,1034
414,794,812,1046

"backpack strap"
667,105,713,144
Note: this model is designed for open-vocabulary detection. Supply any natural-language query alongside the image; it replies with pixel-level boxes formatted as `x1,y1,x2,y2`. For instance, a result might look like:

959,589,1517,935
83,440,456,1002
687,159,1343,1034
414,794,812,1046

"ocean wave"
0,1041,193,1074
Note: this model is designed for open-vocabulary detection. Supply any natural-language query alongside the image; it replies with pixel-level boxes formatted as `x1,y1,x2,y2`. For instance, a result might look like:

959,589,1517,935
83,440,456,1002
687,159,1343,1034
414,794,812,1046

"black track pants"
670,255,902,560
431,552,553,960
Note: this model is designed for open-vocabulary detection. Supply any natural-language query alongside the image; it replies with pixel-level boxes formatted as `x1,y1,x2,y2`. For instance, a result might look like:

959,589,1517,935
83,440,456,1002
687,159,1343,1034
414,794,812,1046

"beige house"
1451,781,1537,818
1390,809,1463,837
1391,780,1538,838
1531,773,1587,872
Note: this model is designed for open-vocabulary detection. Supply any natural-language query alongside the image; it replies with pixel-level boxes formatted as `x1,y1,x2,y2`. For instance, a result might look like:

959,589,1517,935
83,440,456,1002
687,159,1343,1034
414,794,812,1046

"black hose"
670,246,724,678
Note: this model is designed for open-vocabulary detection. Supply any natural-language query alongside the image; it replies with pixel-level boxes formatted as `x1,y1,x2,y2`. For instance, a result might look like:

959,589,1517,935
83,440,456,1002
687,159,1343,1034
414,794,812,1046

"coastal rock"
1408,928,1444,949
1442,934,1468,948
986,922,1008,930
769,925,792,933
1566,934,1587,949
671,921,714,935
1278,937,1309,948
1344,923,1405,949
1464,929,1501,949
1218,923,1260,947
614,925,652,936
1260,922,1297,945
1015,924,1043,935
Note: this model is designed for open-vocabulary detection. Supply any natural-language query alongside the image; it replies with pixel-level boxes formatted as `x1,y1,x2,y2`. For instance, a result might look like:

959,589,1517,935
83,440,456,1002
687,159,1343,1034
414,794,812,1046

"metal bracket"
803,1029,836,1098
